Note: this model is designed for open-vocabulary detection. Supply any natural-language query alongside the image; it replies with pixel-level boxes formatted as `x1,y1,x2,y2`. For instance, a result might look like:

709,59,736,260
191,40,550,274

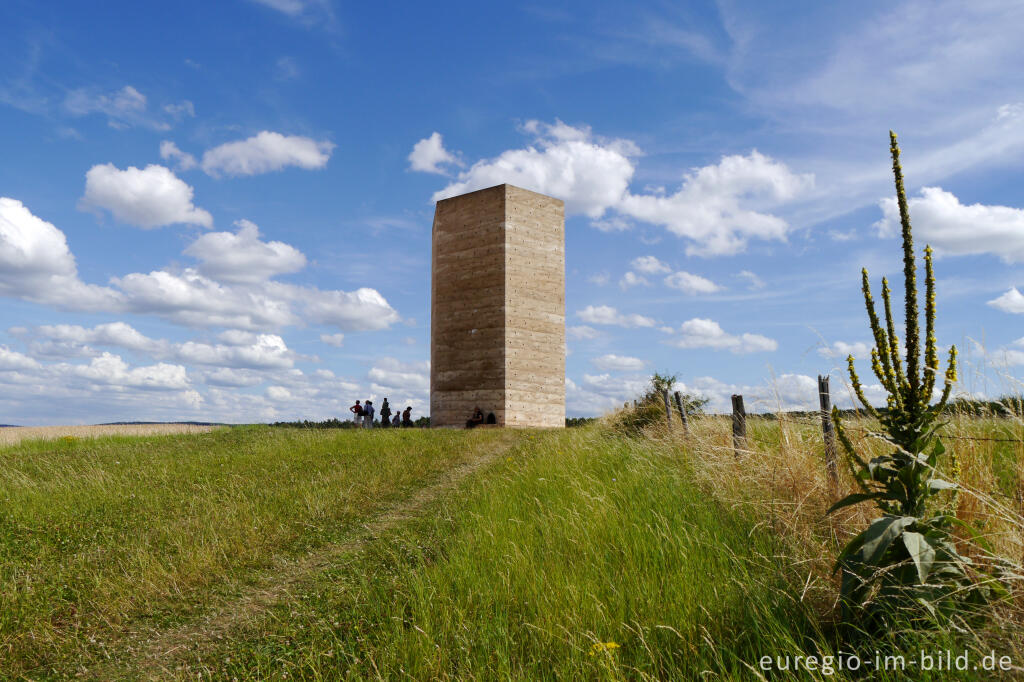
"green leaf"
857,515,916,567
902,531,936,583
827,493,882,515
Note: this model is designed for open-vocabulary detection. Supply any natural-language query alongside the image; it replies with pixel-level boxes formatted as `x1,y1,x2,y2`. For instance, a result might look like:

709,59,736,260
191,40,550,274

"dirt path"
91,431,524,680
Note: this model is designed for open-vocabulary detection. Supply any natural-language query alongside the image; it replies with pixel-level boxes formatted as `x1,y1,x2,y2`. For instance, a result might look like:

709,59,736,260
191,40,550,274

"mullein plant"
829,132,1003,633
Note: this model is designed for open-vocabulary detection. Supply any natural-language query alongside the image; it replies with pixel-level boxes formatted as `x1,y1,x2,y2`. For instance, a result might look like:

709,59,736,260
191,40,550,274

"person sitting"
391,413,401,427
466,407,485,429
402,406,413,427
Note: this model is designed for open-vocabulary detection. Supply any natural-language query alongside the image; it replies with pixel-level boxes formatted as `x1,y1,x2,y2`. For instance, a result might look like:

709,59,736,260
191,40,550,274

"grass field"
0,415,1021,680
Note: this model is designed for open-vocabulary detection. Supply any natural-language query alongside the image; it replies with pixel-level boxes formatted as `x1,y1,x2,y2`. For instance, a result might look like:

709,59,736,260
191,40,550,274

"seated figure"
466,407,485,428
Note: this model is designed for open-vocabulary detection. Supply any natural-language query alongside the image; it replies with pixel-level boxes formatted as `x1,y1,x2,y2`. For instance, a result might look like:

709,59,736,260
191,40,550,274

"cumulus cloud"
567,325,601,340
3,198,400,334
320,333,345,347
185,219,306,283
566,373,650,416
430,121,810,256
35,322,162,355
0,198,122,310
67,352,189,390
368,357,430,392
177,334,295,369
618,272,649,289
408,132,459,174
631,255,671,274
160,140,197,170
302,287,401,331
432,120,638,217
592,354,645,371
80,164,212,228
201,131,334,177
663,271,722,294
875,187,1024,262
665,318,777,354
0,346,40,370
988,287,1024,314
618,151,812,256
577,305,656,328
818,341,872,359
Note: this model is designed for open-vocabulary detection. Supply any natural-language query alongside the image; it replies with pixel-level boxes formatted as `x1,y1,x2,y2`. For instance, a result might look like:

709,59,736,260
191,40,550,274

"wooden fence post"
818,375,839,493
661,389,673,430
731,394,746,457
673,390,689,434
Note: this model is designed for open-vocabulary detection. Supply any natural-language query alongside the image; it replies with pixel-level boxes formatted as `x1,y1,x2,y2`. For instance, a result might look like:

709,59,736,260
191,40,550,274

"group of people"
348,398,413,429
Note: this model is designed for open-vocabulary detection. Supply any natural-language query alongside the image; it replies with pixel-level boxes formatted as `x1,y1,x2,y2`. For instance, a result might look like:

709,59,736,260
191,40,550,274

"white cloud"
160,140,197,170
185,220,306,283
592,354,645,371
302,287,401,331
618,272,649,289
63,85,168,130
266,385,292,401
80,164,212,229
567,325,601,340
988,288,1024,314
663,271,722,294
566,373,651,416
36,322,162,354
320,333,345,347
630,255,671,274
737,270,765,290
0,198,122,311
577,305,656,328
203,367,264,387
433,120,638,217
818,341,872,360
618,151,812,256
113,269,296,329
366,358,430,414
201,131,334,177
666,318,777,354
408,132,459,174
67,352,190,391
163,101,195,119
875,187,1024,262
0,346,40,370
587,272,610,286
176,334,295,369
430,121,810,256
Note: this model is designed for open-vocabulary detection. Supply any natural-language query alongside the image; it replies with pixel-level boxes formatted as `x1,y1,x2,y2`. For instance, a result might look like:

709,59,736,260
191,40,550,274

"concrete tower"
430,184,565,428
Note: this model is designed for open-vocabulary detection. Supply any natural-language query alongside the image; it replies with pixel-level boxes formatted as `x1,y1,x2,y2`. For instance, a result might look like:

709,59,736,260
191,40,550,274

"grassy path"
0,426,526,679
104,430,523,678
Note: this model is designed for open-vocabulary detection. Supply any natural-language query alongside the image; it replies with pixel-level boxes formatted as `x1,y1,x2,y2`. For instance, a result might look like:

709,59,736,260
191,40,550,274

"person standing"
363,400,375,428
402,406,412,427
349,400,363,423
379,398,391,429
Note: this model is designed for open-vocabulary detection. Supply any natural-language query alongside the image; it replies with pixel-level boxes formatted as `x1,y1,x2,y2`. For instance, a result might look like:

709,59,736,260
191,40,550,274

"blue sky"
1,0,1023,424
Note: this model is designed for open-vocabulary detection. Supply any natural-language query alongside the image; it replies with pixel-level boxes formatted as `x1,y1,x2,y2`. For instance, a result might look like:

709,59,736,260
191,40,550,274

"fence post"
731,394,746,457
673,390,689,434
661,389,673,430
818,375,839,493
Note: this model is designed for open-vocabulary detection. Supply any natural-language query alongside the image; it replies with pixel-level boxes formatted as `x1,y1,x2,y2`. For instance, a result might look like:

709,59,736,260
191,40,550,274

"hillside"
0,419,1020,680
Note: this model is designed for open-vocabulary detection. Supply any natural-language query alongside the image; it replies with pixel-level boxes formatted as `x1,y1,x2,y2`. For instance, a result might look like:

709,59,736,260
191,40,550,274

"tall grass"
0,426,521,677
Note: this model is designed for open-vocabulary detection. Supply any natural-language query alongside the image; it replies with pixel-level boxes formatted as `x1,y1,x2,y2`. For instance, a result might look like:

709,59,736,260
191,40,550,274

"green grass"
1,419,1020,680
187,426,832,681
0,426,523,678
